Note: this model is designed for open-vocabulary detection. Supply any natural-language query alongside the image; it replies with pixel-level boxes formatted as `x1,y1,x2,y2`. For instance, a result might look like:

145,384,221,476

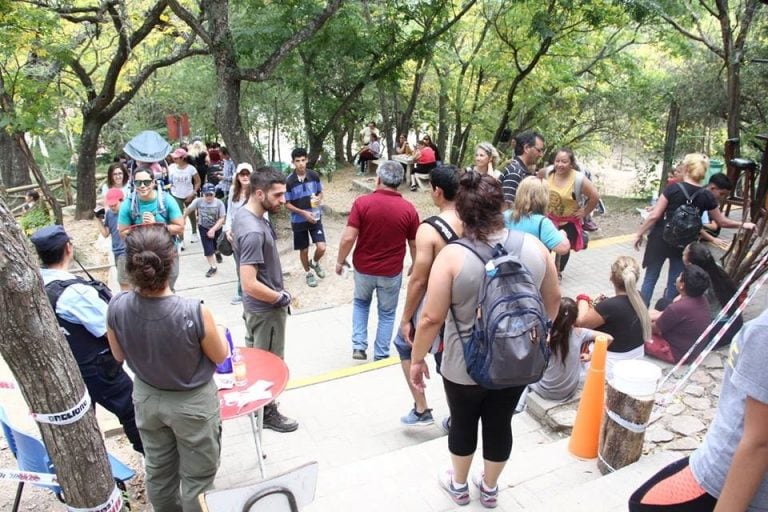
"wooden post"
597,381,654,475
62,175,73,206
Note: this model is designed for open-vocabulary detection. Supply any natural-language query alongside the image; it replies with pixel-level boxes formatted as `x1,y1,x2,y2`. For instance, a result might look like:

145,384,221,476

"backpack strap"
422,216,459,243
44,278,86,312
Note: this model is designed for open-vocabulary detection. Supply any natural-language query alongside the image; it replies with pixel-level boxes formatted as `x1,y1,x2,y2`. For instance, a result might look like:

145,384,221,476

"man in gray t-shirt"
231,166,298,433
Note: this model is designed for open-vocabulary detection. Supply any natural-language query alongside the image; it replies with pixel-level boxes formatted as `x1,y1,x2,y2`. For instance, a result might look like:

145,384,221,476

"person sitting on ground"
107,225,226,511
184,183,226,278
576,256,652,380
684,242,743,349
645,264,712,364
529,297,612,402
629,308,768,511
357,132,381,175
410,140,437,191
22,190,40,212
469,142,501,180
504,176,570,255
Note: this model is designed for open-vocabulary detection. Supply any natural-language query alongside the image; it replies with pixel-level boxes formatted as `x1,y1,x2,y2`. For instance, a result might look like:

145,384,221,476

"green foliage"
19,204,52,236
632,161,661,198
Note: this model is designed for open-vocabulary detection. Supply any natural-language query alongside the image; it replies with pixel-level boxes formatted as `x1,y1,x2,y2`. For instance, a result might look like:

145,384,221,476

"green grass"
602,195,649,214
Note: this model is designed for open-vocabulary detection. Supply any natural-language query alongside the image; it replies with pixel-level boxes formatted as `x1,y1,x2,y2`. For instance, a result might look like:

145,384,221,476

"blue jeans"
640,254,684,306
352,271,402,359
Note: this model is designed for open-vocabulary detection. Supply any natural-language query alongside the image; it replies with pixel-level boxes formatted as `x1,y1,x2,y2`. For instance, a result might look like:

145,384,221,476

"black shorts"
292,221,326,250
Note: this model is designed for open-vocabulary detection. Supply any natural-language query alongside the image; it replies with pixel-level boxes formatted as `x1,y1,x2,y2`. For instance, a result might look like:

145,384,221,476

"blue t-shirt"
504,211,565,251
118,191,182,226
104,210,125,257
284,170,323,225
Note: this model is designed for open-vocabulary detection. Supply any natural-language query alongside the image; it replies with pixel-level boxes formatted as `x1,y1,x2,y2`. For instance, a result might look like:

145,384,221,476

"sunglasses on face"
135,179,153,187
204,192,215,196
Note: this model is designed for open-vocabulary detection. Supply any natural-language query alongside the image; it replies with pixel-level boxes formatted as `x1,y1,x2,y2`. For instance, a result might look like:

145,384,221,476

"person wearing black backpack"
409,172,559,508
30,225,143,454
634,153,754,306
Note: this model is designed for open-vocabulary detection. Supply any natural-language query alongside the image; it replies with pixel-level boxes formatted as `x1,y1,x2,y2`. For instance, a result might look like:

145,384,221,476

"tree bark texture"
75,119,100,220
597,382,654,475
14,133,63,225
0,199,115,507
659,99,679,194
0,130,32,189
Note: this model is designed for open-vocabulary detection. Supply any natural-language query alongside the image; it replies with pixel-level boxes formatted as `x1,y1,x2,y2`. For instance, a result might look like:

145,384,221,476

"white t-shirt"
169,163,197,199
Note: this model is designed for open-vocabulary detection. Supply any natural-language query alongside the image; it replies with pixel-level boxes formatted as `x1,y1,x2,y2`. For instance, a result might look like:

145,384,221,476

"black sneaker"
215,251,223,264
205,267,217,278
263,405,298,433
352,349,367,360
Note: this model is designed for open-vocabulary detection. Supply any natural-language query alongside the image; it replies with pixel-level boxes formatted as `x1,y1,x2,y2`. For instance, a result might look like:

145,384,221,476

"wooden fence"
3,174,106,217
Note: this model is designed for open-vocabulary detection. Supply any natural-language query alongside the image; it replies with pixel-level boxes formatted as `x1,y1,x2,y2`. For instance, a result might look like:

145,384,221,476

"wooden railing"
4,174,106,217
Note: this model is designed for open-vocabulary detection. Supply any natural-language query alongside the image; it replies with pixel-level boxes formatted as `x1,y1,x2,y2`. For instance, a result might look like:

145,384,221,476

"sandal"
410,185,418,192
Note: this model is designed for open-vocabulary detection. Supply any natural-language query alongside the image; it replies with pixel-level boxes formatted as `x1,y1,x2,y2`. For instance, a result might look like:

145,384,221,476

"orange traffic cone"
568,335,608,458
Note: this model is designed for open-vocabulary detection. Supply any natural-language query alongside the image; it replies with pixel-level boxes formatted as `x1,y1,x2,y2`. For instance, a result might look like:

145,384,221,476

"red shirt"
348,189,420,276
417,147,436,164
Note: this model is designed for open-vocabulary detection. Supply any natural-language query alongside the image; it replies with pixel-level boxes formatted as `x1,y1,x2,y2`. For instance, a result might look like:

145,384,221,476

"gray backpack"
451,230,551,389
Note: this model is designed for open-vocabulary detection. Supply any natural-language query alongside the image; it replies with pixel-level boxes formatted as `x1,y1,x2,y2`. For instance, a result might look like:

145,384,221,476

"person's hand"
186,194,196,204
142,212,155,224
400,320,414,346
712,238,731,251
226,231,233,242
207,228,216,239
743,222,756,230
272,290,292,308
575,207,587,220
410,359,430,392
633,232,644,251
303,210,317,224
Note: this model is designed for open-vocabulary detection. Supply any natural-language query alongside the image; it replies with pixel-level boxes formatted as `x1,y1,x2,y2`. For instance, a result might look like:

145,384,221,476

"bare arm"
335,225,359,275
200,305,227,364
578,179,600,219
714,396,768,511
399,227,437,342
576,299,606,329
95,218,109,238
240,264,282,303
552,233,571,255
539,249,561,321
707,207,755,230
106,327,125,363
166,216,184,237
634,195,668,250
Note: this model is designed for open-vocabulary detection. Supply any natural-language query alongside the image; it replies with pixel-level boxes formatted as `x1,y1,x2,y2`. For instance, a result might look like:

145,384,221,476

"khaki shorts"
243,308,287,359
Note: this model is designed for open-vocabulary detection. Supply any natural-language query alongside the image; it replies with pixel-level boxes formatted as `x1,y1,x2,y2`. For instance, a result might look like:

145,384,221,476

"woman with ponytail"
684,242,743,348
106,225,227,512
576,255,652,378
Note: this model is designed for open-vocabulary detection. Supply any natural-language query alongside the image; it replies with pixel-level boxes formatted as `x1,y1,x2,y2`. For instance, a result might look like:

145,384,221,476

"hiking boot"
400,407,434,427
309,260,326,278
215,251,223,264
471,473,499,508
438,468,470,506
306,271,318,287
352,349,367,360
205,267,217,278
263,404,298,433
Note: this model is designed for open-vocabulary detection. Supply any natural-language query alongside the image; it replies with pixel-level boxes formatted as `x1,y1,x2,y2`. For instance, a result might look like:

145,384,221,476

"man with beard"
232,166,298,433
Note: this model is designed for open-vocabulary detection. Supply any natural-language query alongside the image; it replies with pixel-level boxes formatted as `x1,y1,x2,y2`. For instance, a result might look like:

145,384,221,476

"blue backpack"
451,230,551,389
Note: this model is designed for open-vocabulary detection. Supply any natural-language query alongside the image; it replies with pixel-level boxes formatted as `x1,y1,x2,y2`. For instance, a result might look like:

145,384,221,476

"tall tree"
0,200,116,508
31,0,208,218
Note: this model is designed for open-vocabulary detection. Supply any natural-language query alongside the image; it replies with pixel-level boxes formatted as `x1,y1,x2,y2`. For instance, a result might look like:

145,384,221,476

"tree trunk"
75,119,101,220
333,129,345,163
15,133,63,225
659,99,680,194
0,130,32,188
345,125,354,163
204,0,264,168
437,72,449,163
0,199,116,508
725,59,741,141
597,382,654,475
378,83,393,159
398,56,431,138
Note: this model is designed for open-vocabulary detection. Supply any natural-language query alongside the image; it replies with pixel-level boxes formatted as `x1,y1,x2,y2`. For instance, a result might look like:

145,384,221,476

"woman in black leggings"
409,172,560,508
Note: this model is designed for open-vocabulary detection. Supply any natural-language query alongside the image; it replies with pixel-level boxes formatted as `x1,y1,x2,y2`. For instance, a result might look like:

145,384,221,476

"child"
95,188,130,291
22,190,40,212
530,297,612,401
184,183,226,277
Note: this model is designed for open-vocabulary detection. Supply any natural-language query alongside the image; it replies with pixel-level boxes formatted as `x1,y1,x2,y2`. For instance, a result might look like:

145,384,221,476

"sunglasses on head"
135,179,153,187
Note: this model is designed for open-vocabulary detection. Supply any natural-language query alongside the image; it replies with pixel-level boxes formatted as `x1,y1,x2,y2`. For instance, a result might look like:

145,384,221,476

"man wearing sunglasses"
118,168,184,290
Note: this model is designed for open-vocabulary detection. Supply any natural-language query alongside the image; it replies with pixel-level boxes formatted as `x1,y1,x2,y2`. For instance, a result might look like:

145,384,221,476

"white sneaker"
191,233,199,243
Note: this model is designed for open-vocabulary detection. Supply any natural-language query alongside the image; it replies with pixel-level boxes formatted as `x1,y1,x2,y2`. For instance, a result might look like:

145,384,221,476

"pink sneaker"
438,468,470,506
472,473,498,508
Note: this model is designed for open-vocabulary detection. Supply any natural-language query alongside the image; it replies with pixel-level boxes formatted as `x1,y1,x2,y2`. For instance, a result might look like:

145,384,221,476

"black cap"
30,225,70,254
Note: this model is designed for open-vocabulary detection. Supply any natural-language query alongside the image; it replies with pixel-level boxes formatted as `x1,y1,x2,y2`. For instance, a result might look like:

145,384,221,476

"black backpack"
450,230,551,389
662,183,704,248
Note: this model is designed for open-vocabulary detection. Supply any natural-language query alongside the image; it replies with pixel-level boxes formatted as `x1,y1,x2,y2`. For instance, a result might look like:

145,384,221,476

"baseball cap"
30,225,70,253
236,163,253,174
171,148,187,159
202,183,216,194
105,188,125,206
